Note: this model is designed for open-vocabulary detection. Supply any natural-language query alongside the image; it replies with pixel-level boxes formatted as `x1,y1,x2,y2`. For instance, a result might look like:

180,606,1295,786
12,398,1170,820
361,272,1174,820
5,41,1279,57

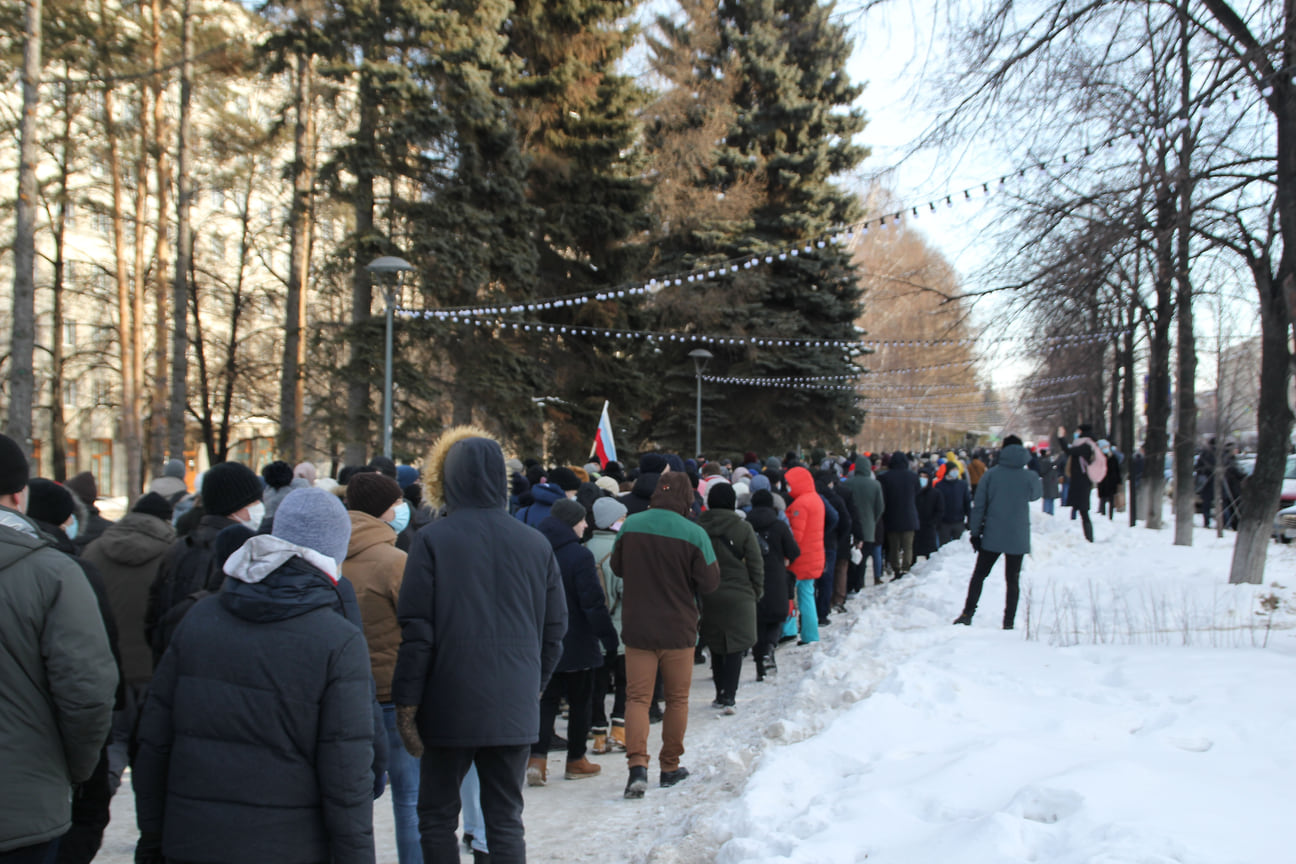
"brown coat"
342,510,406,701
967,458,988,488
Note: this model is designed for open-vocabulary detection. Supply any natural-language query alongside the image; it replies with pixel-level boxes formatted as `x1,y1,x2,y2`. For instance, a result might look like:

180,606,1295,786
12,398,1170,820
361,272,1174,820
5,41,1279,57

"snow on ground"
97,503,1296,863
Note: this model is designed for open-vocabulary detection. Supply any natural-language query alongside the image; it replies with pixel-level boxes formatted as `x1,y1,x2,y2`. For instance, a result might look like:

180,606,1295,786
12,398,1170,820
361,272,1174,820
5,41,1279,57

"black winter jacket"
134,556,376,864
747,506,800,624
936,478,971,525
618,471,660,516
392,433,567,747
877,452,921,533
914,487,943,557
537,516,617,673
145,513,240,653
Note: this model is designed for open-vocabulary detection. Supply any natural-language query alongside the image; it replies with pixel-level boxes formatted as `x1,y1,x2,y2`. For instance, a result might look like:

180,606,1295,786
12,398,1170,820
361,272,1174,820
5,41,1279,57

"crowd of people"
1,423,1120,864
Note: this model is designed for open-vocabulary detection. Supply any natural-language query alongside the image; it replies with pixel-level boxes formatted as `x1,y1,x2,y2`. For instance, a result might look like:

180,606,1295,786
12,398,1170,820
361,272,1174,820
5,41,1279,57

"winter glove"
395,704,424,758
969,535,982,553
373,770,388,800
601,630,620,655
135,831,163,864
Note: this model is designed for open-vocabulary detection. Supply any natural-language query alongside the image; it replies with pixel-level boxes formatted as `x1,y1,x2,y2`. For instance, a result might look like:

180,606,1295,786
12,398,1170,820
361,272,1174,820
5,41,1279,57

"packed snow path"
97,505,1296,862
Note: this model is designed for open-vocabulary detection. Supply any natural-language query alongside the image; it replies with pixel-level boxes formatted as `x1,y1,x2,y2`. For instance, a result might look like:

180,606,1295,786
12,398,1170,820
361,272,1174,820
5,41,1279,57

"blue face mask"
388,500,411,534
65,515,79,541
920,477,930,489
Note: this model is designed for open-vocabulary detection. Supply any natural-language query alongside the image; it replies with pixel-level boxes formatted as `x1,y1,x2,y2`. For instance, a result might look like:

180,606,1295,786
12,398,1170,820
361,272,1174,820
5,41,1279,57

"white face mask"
241,501,266,528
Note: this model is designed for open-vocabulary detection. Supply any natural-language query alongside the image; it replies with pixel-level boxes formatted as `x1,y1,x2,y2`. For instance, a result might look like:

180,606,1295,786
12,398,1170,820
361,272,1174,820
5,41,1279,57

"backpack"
754,528,772,558
1077,438,1107,484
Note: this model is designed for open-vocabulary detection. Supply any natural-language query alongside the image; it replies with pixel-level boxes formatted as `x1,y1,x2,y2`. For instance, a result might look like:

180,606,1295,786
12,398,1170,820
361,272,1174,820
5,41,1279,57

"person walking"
586,497,629,755
528,499,619,786
876,452,920,578
1096,440,1123,519
611,472,720,799
80,492,176,792
784,466,825,644
842,457,884,591
392,427,567,864
914,464,944,560
697,483,764,714
1057,425,1102,542
133,487,377,864
936,464,971,544
746,489,799,680
1037,447,1060,515
0,440,118,864
64,472,113,552
953,435,1043,630
342,472,421,864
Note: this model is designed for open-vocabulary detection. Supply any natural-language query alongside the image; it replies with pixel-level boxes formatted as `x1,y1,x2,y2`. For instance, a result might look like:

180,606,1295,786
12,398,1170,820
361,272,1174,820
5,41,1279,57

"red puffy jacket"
785,467,826,582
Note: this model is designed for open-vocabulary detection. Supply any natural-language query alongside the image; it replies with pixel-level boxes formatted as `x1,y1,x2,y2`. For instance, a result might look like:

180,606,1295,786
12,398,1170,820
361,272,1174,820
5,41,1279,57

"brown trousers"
624,646,694,772
831,556,851,606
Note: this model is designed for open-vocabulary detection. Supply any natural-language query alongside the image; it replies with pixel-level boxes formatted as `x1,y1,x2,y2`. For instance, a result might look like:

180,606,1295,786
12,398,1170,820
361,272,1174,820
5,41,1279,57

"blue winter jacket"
134,557,376,864
515,482,566,527
537,516,618,673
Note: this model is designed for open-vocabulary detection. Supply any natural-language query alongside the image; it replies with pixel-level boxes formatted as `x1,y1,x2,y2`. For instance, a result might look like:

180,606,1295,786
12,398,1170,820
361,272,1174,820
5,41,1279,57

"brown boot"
526,756,547,787
564,757,601,780
590,728,610,754
609,720,626,752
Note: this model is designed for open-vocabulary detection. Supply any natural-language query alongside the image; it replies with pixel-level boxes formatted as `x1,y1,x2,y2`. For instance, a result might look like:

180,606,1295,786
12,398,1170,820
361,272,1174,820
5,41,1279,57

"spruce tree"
642,0,868,455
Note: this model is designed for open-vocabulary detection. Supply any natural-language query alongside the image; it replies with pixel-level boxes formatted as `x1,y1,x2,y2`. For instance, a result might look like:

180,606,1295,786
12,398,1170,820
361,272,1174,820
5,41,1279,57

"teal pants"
796,580,819,643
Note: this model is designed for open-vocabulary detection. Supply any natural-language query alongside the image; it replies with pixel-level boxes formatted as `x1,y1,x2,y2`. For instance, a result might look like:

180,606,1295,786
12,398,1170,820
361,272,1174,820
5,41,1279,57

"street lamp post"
366,255,415,459
688,348,713,457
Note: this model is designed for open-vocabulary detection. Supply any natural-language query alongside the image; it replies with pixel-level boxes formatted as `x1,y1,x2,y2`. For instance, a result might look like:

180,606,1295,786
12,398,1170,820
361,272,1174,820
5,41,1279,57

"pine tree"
641,0,869,455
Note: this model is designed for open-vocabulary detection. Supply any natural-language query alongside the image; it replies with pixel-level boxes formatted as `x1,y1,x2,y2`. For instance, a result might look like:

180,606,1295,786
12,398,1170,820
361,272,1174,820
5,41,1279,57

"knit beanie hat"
766,456,782,470
346,471,403,518
293,462,317,484
594,475,620,496
201,461,263,517
707,482,737,511
592,496,627,530
505,458,525,476
65,471,99,507
751,489,775,509
262,460,294,490
0,434,30,496
550,497,587,528
749,474,771,494
26,479,76,526
396,465,420,490
548,466,581,492
164,458,186,479
733,481,751,509
132,491,174,522
273,487,353,567
663,453,686,475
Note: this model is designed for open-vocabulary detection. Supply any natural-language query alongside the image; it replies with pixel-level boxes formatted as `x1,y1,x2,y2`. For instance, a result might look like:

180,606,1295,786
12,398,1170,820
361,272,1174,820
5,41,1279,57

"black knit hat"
550,497,587,528
26,478,76,526
201,461,263,517
132,491,174,522
346,471,403,518
368,456,398,479
707,482,737,511
261,460,294,490
0,434,29,496
65,471,99,507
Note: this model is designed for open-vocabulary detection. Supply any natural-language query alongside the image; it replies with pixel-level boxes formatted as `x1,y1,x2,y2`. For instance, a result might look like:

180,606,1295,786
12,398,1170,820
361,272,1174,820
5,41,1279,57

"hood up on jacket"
629,471,661,501
888,451,910,471
424,425,508,513
219,548,347,625
224,533,338,584
649,472,694,515
997,443,1031,470
785,465,815,499
94,512,176,567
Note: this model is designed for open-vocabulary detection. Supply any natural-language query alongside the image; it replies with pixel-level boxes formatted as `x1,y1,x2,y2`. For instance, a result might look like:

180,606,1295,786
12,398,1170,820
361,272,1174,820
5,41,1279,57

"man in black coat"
144,460,264,654
393,427,567,864
134,487,377,864
528,500,618,786
876,452,921,577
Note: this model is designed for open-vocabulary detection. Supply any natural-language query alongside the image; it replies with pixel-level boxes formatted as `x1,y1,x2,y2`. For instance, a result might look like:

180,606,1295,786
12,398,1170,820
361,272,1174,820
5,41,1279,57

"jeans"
1042,497,1055,515
460,764,487,854
960,549,1024,628
383,704,423,864
0,841,56,864
418,745,529,864
870,542,883,585
796,579,819,643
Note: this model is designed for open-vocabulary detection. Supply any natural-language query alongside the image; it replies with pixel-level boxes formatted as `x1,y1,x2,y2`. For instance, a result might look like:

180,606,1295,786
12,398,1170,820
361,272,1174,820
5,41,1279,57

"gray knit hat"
164,458,186,479
272,487,352,566
550,497,587,528
592,497,627,530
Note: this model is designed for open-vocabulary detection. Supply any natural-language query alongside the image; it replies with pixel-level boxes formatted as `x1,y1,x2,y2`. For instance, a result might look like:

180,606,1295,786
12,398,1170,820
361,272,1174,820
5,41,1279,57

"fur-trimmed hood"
422,425,508,513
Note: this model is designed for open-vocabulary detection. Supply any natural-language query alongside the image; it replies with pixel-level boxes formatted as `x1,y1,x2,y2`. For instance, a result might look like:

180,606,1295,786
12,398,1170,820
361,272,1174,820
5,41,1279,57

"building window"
211,186,225,208
63,379,77,408
65,439,79,478
93,211,112,235
91,378,112,406
212,234,226,262
89,439,113,497
64,321,77,347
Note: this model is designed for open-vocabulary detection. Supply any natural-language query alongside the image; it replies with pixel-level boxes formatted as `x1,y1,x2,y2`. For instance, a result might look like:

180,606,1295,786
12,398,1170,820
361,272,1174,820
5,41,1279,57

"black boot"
953,613,972,626
624,765,649,799
755,655,766,682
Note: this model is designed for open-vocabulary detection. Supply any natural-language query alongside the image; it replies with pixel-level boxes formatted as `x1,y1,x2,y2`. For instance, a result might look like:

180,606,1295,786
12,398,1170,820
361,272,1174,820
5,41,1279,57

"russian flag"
592,401,617,468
